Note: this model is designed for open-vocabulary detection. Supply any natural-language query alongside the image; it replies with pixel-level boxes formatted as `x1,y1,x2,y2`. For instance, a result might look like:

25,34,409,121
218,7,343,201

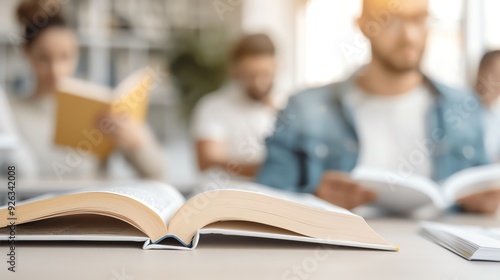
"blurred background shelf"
0,0,241,95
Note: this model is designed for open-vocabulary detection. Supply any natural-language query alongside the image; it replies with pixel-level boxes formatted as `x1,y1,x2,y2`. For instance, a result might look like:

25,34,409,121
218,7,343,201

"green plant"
167,29,233,118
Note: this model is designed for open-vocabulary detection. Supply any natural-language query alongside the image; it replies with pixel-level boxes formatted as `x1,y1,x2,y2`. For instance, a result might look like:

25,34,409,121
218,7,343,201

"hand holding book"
98,113,147,152
313,165,500,214
457,189,500,215
315,171,377,210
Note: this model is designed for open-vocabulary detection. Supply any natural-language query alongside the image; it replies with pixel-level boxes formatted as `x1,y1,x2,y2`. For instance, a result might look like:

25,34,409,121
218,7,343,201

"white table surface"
1,215,499,280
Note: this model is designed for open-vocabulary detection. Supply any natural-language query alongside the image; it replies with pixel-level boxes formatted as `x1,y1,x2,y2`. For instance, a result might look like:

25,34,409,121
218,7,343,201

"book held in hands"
54,68,155,160
352,164,500,213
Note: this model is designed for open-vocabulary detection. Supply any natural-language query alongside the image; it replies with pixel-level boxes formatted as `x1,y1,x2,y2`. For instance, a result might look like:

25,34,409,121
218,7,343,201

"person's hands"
315,171,376,210
99,113,146,152
457,190,500,215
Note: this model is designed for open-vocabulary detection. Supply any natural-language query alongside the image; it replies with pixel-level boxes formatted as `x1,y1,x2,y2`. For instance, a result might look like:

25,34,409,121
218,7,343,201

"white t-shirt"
192,81,285,165
484,99,500,163
347,83,434,178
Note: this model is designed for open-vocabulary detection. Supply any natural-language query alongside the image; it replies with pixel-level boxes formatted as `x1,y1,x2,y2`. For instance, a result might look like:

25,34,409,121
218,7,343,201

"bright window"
303,0,466,87
484,0,500,49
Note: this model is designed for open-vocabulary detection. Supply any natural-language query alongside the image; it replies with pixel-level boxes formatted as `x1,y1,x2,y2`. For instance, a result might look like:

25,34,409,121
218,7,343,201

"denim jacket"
256,74,490,193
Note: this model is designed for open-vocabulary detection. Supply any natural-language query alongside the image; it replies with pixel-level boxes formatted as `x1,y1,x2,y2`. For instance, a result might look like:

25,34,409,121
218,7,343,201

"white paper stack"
420,221,500,261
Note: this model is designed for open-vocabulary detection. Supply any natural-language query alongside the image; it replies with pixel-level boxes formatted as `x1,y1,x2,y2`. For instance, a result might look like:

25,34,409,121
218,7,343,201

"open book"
54,68,154,159
352,164,500,213
420,222,500,261
0,181,397,251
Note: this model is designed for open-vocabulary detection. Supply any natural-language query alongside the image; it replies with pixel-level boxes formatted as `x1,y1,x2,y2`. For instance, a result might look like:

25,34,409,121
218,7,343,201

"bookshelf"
0,0,241,95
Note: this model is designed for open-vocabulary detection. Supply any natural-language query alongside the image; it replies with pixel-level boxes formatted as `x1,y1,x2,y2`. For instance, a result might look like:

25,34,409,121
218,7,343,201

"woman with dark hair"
8,0,166,180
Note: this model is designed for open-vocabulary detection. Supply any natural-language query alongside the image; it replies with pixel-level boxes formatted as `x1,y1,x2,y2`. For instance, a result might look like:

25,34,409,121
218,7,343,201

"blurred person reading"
192,34,286,180
476,51,500,163
7,0,165,180
257,0,500,214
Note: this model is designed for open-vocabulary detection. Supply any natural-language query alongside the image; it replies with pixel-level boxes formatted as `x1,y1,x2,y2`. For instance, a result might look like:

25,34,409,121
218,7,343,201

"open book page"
0,215,148,242
58,77,112,102
80,181,186,224
442,164,500,201
176,181,400,250
351,167,448,212
191,180,353,216
198,221,397,251
112,68,151,122
112,68,148,98
5,181,185,225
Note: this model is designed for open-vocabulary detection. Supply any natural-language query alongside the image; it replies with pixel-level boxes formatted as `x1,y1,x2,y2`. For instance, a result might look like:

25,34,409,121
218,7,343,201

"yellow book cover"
54,68,154,160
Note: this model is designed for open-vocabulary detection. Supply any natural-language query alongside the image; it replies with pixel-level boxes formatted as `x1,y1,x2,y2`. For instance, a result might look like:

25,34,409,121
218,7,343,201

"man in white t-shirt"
192,34,285,180
476,50,500,163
